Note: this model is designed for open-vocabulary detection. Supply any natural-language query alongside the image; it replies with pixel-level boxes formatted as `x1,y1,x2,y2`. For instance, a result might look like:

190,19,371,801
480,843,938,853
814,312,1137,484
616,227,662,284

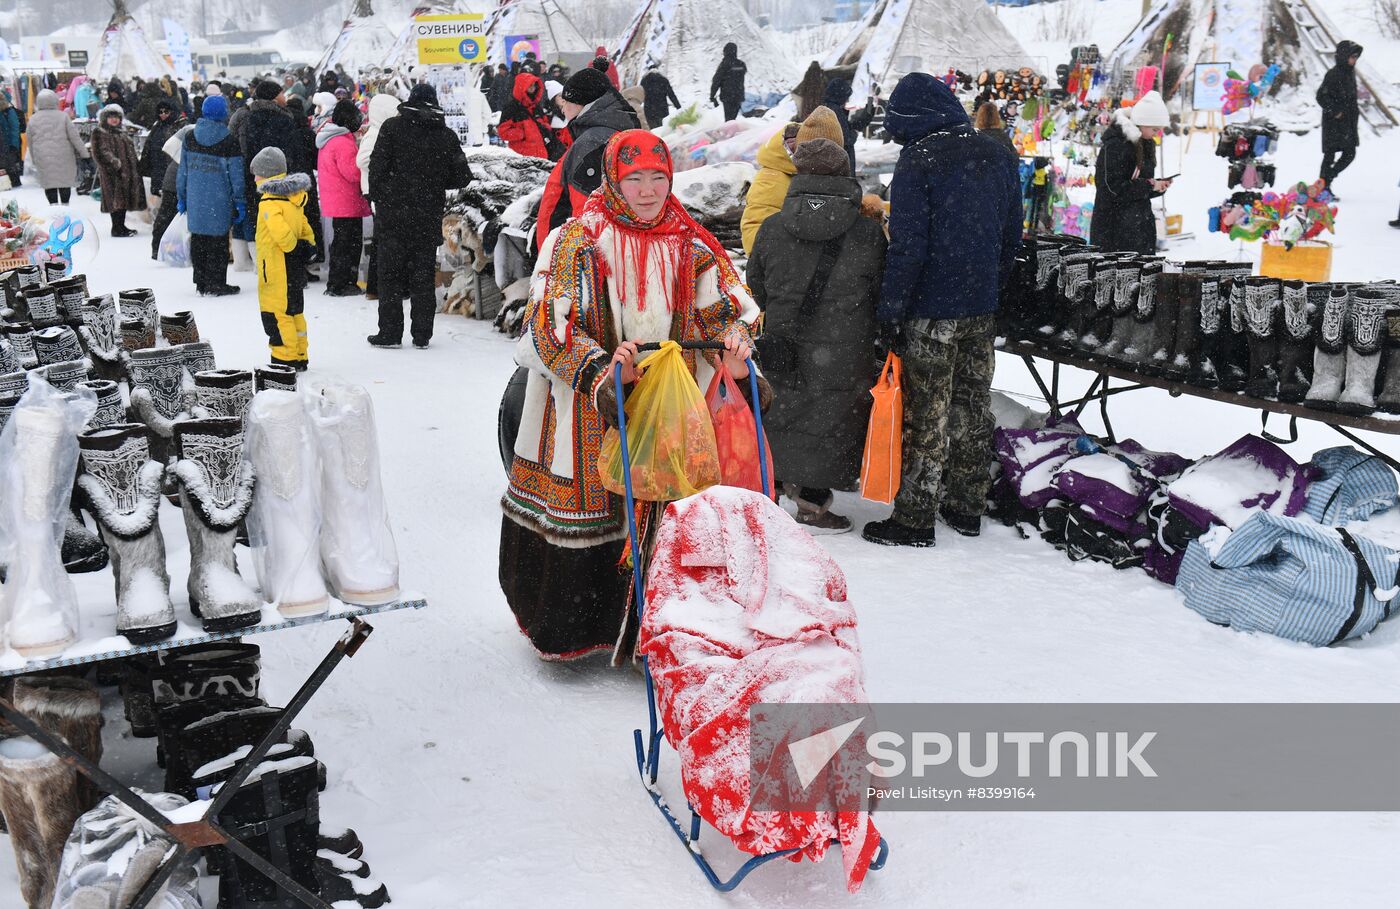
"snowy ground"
3,115,1400,906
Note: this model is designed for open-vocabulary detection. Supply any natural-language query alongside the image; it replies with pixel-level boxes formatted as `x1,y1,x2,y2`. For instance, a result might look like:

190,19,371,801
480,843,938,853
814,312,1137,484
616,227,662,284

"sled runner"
613,341,889,892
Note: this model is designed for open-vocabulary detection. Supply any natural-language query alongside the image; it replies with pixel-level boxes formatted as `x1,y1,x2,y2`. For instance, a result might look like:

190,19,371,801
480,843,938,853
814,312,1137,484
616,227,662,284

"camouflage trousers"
891,313,996,529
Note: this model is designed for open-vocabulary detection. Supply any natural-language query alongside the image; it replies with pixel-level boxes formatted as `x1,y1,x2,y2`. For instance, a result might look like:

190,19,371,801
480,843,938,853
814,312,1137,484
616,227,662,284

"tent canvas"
315,0,402,77
484,0,592,68
823,0,1031,101
96,1,176,82
611,0,798,100
1110,0,1398,128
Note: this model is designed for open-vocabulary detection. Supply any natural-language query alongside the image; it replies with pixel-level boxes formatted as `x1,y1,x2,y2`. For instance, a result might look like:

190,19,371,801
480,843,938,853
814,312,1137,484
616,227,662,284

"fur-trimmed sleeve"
691,242,759,347
527,222,609,394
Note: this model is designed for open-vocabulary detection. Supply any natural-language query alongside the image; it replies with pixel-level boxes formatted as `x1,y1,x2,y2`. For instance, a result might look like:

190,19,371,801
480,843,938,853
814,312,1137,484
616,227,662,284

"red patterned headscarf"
579,129,740,314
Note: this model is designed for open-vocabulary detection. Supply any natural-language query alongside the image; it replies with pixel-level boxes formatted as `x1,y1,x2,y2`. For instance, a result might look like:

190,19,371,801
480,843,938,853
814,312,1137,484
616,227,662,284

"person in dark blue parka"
177,95,245,295
862,73,1023,549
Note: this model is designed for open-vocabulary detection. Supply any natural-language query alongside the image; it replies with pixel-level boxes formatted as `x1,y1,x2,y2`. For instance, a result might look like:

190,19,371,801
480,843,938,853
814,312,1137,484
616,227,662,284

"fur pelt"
0,740,81,908
13,675,104,813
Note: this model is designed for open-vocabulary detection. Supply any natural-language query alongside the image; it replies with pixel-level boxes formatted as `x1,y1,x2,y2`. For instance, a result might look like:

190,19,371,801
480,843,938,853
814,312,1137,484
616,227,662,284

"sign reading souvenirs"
414,12,486,66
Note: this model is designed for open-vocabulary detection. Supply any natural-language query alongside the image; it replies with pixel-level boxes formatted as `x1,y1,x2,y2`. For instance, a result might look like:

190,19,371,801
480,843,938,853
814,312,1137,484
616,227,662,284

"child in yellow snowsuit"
251,147,316,369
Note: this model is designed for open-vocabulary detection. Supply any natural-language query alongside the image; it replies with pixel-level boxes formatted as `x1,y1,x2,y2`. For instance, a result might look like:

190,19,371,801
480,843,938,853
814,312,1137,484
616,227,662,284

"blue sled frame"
613,340,890,891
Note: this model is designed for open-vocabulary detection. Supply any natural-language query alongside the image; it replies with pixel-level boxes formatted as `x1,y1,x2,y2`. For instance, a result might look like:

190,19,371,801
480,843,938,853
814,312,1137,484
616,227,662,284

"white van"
192,46,292,82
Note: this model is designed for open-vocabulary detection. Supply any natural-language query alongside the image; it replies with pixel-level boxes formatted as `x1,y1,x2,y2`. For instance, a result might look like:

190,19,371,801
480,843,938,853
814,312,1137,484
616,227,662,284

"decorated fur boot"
194,369,255,421
159,311,200,345
1337,287,1390,415
1305,285,1350,409
76,424,177,643
11,675,104,813
1276,281,1316,403
171,418,261,631
1242,277,1282,399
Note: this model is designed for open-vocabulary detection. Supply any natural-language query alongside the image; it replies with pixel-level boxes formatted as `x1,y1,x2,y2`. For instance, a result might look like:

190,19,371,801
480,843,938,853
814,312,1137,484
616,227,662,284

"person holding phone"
1090,90,1172,254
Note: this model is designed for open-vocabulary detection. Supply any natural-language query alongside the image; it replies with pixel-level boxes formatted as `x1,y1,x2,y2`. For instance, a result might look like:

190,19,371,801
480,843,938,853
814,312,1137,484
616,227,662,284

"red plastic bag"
705,367,773,496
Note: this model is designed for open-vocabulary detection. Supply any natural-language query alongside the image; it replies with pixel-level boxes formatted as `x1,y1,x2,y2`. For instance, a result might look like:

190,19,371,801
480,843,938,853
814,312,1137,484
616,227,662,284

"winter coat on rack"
0,96,22,152
89,105,146,213
740,128,796,254
747,171,887,490
316,124,370,218
357,93,400,195
640,71,681,127
1090,109,1164,255
1317,40,1362,153
879,74,1021,323
178,116,245,236
498,73,557,160
534,91,640,242
26,89,89,190
368,96,472,241
140,103,188,193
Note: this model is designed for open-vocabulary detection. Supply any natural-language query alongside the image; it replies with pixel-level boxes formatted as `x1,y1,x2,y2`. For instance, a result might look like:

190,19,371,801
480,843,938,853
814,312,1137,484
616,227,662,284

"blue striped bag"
1176,511,1400,646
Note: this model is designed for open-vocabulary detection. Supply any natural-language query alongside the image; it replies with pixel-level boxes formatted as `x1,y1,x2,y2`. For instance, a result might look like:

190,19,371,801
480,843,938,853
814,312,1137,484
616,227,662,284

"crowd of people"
499,70,1022,661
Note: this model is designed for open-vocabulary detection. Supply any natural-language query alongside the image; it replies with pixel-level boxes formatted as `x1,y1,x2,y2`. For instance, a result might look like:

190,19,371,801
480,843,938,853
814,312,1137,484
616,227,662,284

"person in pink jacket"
316,100,371,295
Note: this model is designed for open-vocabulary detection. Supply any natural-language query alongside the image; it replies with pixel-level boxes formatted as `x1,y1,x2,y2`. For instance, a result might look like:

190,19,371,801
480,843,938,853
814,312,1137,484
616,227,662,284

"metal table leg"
0,617,376,909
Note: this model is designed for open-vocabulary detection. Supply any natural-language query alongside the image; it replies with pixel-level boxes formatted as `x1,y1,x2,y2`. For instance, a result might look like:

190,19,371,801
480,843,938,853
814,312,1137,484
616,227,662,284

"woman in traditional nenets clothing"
500,129,764,663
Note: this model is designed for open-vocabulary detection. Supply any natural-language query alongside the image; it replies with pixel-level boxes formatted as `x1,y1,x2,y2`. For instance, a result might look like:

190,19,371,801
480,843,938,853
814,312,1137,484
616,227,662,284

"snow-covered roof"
611,0,799,99
824,0,1032,100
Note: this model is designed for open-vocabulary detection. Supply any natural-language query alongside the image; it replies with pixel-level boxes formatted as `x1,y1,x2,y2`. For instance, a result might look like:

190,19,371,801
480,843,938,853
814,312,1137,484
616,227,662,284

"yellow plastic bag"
598,341,720,502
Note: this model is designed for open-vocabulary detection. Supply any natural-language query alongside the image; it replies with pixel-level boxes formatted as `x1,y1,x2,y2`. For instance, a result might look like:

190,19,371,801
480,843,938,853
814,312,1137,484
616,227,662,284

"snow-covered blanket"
639,487,881,893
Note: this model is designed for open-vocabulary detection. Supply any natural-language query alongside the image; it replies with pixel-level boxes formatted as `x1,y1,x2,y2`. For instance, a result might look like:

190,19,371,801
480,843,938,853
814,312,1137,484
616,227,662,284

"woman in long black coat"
1090,91,1172,254
747,137,886,532
1317,40,1363,190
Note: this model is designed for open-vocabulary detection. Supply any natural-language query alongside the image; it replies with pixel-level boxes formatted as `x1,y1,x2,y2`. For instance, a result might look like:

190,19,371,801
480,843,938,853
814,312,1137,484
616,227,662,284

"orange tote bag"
860,352,903,504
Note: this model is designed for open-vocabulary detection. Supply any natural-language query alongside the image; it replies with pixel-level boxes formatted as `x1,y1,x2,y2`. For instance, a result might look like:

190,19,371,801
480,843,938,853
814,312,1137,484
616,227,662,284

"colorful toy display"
1210,181,1337,247
1222,63,1281,116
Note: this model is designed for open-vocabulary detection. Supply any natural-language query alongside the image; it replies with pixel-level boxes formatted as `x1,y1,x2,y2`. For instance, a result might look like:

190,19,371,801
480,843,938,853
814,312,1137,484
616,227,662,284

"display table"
999,338,1400,469
0,597,427,909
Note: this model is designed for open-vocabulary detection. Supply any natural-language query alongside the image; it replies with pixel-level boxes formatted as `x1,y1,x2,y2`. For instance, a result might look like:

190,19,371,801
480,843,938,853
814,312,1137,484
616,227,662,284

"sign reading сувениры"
415,13,486,66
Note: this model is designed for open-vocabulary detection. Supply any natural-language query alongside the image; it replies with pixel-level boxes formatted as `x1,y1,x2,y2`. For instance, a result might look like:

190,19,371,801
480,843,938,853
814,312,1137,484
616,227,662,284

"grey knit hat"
250,146,287,178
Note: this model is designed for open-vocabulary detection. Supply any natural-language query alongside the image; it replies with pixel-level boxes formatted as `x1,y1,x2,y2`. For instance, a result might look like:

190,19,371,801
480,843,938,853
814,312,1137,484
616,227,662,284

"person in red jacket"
497,72,559,160
593,47,621,89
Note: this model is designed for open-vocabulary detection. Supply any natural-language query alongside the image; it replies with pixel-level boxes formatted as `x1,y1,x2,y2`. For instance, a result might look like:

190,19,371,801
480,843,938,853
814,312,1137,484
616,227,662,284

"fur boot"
1243,277,1282,399
158,311,199,346
31,326,84,367
308,385,401,604
0,737,80,908
1338,287,1390,415
254,363,298,393
76,423,177,643
230,238,254,273
171,418,260,631
3,323,38,369
1305,285,1350,408
11,675,103,813
245,391,329,617
193,369,255,421
79,295,122,382
1277,281,1316,403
